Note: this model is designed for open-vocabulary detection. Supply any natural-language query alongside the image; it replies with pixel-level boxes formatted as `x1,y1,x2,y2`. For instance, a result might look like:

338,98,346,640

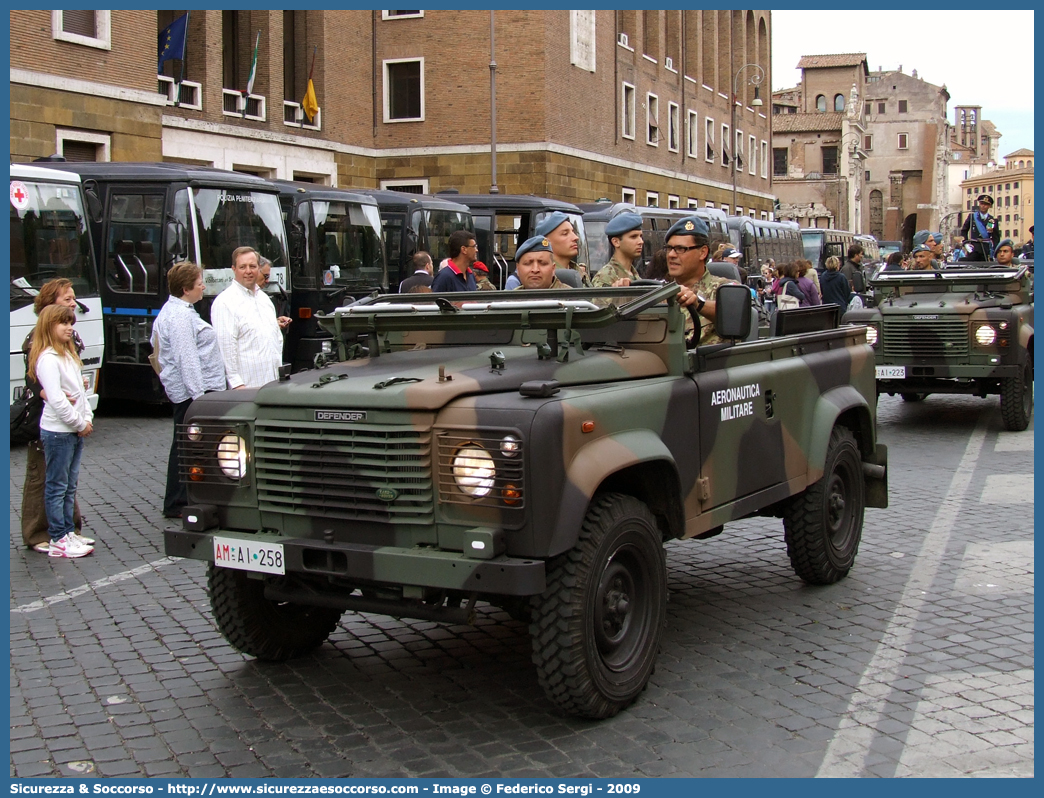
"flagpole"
309,45,316,82
174,11,190,106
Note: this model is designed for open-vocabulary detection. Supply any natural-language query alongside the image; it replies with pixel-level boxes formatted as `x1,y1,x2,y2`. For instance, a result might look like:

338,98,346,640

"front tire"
208,564,343,661
530,493,667,719
784,426,864,585
1000,357,1033,432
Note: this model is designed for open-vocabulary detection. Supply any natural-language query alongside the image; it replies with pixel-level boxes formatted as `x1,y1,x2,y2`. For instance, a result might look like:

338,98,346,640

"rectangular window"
52,10,111,50
721,123,730,167
1014,195,1019,205
705,117,715,162
622,187,636,204
383,58,424,122
822,146,839,176
761,141,768,178
57,129,111,162
667,102,679,152
878,102,885,114
898,99,908,113
773,147,788,177
647,93,660,146
705,201,715,209
668,195,680,209
720,204,730,215
735,129,743,171
687,198,699,209
1005,196,1011,206
865,170,871,182
686,110,698,158
646,191,659,208
622,83,636,139
735,206,743,216
1006,182,1011,190
864,102,871,116
749,135,757,175
864,134,873,150
382,11,424,19
897,133,909,150
1014,181,1019,188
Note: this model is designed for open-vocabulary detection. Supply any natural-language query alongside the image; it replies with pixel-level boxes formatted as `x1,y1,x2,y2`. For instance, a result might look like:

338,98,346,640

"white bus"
10,163,104,409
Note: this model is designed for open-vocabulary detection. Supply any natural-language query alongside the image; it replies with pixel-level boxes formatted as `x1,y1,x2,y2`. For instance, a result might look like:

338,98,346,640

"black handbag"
10,388,43,446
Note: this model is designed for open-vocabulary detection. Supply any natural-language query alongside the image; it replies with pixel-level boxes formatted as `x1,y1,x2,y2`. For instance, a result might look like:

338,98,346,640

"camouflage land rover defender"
843,263,1034,431
165,284,888,718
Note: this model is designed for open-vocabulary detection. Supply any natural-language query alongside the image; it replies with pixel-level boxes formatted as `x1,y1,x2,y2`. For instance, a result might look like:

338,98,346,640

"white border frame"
56,128,111,162
382,11,424,20
621,82,636,140
52,10,111,50
383,57,425,123
667,101,679,153
381,178,430,193
646,92,659,147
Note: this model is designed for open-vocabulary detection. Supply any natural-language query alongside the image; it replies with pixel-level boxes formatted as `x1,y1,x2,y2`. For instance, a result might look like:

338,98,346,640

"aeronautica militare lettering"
710,382,761,421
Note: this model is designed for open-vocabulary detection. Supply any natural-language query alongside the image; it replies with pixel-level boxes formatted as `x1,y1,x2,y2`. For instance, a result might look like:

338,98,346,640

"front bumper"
164,527,546,596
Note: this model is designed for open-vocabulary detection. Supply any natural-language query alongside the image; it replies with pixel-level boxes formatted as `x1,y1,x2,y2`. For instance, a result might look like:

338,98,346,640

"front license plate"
876,366,906,379
213,536,285,575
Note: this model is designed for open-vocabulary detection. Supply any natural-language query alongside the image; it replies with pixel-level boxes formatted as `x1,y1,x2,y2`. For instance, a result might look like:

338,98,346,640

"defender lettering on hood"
313,410,367,422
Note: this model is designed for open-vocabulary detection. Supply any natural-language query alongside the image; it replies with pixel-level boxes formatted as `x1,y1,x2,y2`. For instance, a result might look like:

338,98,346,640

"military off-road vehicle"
844,263,1034,431
165,283,888,718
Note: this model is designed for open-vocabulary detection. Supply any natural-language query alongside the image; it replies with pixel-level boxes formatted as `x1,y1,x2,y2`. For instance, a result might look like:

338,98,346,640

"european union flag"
158,14,188,73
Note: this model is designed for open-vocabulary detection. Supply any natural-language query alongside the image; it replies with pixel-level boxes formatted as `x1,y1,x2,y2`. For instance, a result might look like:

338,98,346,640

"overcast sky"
771,9,1035,159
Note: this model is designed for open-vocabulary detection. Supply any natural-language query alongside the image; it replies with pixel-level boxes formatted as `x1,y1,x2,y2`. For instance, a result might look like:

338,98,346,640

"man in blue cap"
664,215,735,346
910,243,934,270
912,230,943,268
994,238,1017,267
534,211,591,287
512,236,572,290
957,195,1000,261
592,211,644,288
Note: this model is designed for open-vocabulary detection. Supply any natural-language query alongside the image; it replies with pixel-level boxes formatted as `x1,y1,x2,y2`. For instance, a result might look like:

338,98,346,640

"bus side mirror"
289,220,306,261
84,186,103,224
166,219,186,259
715,283,753,341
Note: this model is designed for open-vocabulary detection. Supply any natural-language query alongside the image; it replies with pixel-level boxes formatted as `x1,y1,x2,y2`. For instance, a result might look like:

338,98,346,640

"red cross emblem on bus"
10,180,30,210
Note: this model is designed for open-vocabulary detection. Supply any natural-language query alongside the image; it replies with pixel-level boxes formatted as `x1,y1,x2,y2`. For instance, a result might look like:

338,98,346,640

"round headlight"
452,444,496,497
186,424,203,442
217,434,247,479
865,326,879,346
975,325,996,346
500,435,521,457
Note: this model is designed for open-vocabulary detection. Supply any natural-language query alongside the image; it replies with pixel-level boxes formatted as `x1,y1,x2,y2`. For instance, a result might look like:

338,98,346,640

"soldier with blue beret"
512,236,571,290
994,238,1016,267
910,243,934,270
592,212,644,288
534,211,591,287
913,229,944,267
664,215,735,346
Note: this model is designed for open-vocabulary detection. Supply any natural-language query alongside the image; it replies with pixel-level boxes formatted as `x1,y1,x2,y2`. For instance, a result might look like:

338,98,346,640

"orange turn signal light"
501,485,522,505
299,307,313,319
189,465,205,482
581,421,595,433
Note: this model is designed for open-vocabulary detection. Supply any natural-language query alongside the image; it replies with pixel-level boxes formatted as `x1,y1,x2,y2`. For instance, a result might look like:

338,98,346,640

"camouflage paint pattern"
167,285,884,603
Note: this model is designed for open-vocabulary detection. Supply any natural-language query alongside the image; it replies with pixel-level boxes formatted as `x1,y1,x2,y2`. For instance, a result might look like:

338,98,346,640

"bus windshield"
314,201,385,290
10,180,97,310
801,231,824,263
412,209,472,264
193,188,289,294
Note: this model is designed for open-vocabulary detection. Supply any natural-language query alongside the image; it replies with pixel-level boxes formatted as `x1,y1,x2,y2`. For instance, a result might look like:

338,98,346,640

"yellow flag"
302,79,319,122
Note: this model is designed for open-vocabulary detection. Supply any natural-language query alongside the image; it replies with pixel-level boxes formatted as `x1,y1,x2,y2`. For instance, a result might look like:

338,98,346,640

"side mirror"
83,184,103,224
289,219,306,261
166,220,186,259
714,283,753,341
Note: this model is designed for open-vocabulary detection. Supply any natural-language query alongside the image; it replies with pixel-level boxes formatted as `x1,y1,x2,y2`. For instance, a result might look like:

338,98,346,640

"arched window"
834,94,845,112
815,95,826,113
1018,160,1024,168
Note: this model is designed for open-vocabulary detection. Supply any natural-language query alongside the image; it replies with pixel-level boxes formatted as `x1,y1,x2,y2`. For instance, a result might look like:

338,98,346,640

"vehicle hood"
253,344,668,410
875,291,1018,313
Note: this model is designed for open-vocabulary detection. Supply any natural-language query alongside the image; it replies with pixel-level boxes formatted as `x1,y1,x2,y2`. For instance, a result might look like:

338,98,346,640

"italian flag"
245,31,260,96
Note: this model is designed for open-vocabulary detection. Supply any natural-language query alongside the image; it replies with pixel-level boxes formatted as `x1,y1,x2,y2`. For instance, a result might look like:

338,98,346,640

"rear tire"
1000,358,1033,432
783,427,864,585
208,564,342,661
530,493,666,719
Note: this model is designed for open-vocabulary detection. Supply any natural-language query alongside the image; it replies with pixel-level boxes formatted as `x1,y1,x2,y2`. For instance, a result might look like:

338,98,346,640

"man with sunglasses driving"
665,215,735,346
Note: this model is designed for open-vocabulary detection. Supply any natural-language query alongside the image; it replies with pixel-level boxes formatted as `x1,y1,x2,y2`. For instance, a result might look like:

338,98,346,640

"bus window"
192,188,287,292
313,201,384,292
105,192,164,295
382,213,404,269
414,209,471,264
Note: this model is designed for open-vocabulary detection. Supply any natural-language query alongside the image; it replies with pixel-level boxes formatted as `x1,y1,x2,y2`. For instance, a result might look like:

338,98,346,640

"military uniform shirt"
513,277,571,290
562,259,592,288
592,257,641,288
681,269,732,346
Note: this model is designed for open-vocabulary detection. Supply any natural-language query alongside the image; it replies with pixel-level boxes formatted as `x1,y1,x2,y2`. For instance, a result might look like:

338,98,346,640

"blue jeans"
40,430,84,542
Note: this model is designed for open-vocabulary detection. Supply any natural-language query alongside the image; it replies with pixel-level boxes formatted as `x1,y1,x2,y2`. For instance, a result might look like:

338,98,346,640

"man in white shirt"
211,247,288,389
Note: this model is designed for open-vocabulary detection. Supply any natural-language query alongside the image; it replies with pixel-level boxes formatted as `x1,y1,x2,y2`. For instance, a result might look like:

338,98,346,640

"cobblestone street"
9,394,1034,778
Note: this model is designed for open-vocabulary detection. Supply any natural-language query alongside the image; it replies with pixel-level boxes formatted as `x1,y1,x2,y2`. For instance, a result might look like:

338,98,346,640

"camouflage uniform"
513,277,571,290
681,268,732,346
592,257,641,288
563,259,592,288
475,274,495,291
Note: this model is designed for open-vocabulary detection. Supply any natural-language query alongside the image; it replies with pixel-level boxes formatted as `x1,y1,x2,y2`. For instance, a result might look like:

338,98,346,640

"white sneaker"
69,531,95,546
48,534,94,559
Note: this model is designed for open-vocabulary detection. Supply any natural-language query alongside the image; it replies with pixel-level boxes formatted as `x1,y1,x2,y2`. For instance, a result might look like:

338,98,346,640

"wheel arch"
546,431,683,557
807,385,875,482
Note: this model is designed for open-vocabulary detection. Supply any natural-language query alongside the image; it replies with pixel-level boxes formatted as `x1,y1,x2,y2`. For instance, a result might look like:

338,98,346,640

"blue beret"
605,212,643,239
996,238,1015,252
665,215,709,241
913,230,932,247
515,235,554,260
933,233,942,243
534,211,570,238
911,244,931,254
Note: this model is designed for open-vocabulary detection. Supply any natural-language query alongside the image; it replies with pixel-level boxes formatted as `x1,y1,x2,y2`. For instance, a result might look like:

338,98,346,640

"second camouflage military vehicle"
844,262,1034,431
165,283,888,718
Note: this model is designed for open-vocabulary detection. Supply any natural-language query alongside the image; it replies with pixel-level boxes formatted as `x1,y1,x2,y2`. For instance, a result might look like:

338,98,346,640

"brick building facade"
10,9,775,217
960,150,1034,248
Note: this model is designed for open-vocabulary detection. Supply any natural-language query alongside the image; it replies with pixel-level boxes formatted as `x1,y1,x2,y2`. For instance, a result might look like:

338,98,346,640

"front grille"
882,317,968,359
254,422,434,524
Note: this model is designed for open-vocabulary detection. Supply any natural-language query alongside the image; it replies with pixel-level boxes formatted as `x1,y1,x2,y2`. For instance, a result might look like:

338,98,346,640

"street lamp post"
732,63,765,214
489,11,499,194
